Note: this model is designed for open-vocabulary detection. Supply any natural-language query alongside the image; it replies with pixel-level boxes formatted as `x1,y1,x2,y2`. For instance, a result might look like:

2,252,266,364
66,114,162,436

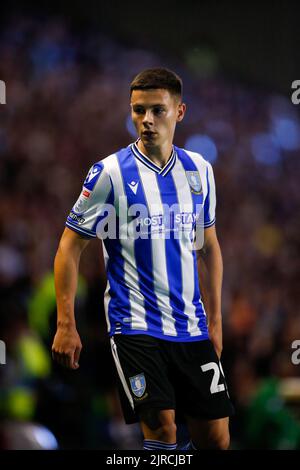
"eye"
133,106,144,115
153,107,164,115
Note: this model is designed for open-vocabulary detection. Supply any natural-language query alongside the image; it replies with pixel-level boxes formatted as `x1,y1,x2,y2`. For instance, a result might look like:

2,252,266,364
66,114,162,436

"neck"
137,140,173,167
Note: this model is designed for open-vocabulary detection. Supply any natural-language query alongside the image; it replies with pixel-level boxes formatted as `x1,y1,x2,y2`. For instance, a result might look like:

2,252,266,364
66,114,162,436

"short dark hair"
130,67,182,98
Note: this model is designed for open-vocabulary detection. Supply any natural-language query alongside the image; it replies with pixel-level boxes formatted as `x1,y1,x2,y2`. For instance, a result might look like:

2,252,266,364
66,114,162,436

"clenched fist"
52,325,82,370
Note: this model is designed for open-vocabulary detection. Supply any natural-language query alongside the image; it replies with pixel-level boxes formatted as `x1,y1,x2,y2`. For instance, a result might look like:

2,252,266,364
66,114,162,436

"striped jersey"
66,140,216,342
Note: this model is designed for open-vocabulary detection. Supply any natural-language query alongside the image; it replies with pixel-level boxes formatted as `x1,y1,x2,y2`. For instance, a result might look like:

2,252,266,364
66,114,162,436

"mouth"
142,131,157,138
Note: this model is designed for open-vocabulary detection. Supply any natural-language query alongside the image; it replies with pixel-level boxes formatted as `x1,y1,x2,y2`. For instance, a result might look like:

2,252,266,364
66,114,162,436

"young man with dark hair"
130,68,183,97
52,67,234,450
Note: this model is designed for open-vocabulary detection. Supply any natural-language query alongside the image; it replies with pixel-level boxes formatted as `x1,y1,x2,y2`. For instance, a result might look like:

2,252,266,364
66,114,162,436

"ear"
176,103,186,122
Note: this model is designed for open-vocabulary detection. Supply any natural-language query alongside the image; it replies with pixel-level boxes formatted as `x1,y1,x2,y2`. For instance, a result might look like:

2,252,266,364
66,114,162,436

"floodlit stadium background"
1,1,300,449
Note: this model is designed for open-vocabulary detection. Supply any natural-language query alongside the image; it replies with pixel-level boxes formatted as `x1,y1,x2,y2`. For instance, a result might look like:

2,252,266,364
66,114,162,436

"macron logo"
128,180,139,195
86,167,101,184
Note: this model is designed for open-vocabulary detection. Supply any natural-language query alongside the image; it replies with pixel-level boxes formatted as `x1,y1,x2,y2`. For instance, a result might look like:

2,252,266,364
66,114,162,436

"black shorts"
110,334,234,424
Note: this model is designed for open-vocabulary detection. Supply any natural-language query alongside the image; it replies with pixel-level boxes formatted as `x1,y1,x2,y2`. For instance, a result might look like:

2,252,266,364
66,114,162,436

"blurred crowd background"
0,2,300,450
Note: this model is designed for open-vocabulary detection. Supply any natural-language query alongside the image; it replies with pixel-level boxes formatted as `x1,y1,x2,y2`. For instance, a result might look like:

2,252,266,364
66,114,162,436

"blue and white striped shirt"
66,141,216,342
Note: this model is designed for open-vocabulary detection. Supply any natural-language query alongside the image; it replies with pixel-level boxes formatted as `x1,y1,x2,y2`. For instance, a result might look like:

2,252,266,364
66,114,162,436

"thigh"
111,334,176,424
172,339,234,420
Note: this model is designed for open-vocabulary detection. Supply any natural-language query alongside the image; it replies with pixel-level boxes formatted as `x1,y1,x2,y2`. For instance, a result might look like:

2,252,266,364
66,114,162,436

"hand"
208,319,223,359
52,325,82,370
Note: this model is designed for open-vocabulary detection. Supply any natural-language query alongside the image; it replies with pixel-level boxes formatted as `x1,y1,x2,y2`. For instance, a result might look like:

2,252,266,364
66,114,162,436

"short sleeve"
66,162,113,238
203,162,216,228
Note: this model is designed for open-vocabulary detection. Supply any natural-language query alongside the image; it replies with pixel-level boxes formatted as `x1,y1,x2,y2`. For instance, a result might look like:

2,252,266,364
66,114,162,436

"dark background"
2,0,299,93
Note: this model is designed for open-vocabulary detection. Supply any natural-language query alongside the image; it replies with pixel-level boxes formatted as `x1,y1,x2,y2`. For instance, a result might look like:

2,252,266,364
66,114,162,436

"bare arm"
196,225,223,358
52,227,91,369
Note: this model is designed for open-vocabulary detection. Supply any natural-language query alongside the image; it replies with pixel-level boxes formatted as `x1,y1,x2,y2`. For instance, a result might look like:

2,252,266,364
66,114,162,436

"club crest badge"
129,373,146,398
186,171,202,195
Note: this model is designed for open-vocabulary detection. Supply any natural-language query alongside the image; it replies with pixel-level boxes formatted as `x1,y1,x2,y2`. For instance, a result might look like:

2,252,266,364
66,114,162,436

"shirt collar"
131,139,177,177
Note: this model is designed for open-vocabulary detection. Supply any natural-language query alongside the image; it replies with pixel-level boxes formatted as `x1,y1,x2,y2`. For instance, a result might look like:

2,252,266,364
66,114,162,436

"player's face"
130,89,186,149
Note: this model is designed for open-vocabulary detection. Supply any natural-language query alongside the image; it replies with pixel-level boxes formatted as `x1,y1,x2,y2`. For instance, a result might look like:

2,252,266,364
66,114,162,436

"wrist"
57,320,76,329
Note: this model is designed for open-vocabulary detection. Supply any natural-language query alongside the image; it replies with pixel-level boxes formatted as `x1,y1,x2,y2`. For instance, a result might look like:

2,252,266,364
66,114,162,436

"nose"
143,110,153,127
